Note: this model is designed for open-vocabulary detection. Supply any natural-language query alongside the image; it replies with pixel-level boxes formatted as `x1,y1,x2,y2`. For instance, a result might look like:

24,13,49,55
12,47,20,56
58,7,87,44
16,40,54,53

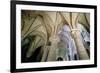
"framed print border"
10,0,97,73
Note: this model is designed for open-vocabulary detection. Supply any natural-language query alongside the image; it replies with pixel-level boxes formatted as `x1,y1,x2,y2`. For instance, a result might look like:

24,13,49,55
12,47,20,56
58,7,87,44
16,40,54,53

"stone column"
41,46,50,62
71,29,89,60
47,35,60,61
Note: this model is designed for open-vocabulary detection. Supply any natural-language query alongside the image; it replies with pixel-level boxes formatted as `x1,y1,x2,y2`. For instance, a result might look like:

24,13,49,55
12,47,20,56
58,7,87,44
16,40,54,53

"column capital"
49,35,60,44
